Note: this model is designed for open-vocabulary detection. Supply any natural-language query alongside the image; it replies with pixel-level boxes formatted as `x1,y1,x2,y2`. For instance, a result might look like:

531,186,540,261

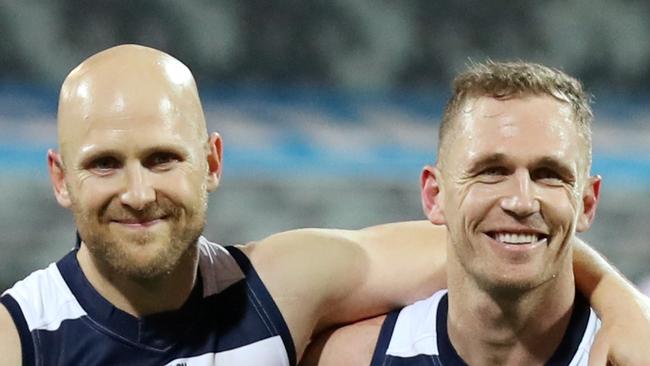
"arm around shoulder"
0,303,22,366
241,221,448,358
572,238,650,365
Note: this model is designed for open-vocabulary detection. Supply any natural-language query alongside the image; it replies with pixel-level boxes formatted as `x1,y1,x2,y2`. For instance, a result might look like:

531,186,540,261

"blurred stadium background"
1,1,649,293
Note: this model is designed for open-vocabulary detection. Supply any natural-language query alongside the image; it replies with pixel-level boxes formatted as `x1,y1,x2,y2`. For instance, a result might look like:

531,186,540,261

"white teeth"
494,232,539,244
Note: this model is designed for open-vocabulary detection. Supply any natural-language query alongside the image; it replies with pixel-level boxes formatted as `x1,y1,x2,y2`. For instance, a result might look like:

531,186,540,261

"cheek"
458,184,502,216
72,176,121,210
440,183,497,232
539,188,579,225
154,169,206,204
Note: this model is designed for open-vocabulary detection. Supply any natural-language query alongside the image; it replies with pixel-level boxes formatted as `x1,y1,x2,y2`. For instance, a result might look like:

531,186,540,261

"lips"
111,215,168,227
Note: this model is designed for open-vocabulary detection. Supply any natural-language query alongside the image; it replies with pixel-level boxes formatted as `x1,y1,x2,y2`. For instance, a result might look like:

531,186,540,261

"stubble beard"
451,226,547,297
72,193,208,281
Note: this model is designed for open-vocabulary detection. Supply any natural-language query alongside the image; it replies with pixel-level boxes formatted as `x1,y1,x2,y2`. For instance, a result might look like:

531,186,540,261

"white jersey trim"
164,336,290,366
3,262,86,332
385,289,446,357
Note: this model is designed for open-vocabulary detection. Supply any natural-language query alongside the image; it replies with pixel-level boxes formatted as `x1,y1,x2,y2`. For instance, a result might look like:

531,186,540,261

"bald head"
57,44,207,161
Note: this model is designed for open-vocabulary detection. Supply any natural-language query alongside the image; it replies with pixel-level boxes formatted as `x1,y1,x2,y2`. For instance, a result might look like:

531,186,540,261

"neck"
446,254,575,366
77,243,199,317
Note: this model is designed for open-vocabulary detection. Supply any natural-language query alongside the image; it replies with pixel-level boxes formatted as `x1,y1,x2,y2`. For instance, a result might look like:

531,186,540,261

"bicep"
329,221,448,321
0,304,22,366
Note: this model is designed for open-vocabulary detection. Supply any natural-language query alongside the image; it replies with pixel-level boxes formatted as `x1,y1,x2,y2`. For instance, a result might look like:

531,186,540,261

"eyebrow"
467,153,576,178
77,143,190,167
534,156,576,180
77,148,125,168
466,153,508,175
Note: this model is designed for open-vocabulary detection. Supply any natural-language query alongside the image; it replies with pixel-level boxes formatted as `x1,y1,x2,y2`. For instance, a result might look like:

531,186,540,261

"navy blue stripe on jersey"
371,309,401,365
1,294,36,366
226,245,297,366
435,294,467,365
546,292,591,365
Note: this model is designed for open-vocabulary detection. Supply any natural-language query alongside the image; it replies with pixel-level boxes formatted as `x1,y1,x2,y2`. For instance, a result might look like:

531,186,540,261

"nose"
120,163,155,210
500,169,540,218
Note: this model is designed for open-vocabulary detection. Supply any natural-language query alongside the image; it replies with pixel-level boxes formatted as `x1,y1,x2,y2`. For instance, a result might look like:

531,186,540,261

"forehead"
62,99,203,161
449,95,583,168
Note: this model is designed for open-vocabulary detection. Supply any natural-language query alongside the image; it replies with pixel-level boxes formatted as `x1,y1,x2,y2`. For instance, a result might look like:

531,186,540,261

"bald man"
0,45,648,365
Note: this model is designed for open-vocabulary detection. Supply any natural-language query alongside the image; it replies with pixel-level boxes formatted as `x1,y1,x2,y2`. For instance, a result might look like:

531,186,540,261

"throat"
446,286,577,366
77,243,200,316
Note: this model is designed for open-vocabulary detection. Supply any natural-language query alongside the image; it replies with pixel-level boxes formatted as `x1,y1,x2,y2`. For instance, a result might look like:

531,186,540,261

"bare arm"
0,304,21,366
241,221,447,358
573,239,650,366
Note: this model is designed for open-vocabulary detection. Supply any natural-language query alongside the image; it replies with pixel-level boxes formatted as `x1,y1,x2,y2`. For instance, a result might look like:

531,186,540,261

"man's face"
425,94,598,291
55,83,215,280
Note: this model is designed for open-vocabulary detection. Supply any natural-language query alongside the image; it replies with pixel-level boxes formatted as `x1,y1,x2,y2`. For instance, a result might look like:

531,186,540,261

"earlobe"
576,175,601,232
47,149,72,208
421,165,446,225
206,132,223,192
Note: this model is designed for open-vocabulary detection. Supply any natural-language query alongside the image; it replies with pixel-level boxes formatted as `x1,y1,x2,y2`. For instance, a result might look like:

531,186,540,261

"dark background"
1,1,649,292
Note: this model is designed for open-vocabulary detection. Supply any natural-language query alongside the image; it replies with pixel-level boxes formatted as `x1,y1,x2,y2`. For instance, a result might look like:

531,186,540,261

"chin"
94,234,193,280
475,267,548,294
114,245,186,280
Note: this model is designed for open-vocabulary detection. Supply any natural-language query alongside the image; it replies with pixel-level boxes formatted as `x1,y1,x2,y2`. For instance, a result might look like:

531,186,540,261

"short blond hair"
439,61,593,169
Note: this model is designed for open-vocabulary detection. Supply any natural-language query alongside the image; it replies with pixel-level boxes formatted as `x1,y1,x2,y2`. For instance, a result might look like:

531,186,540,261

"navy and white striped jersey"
371,290,600,366
1,237,295,366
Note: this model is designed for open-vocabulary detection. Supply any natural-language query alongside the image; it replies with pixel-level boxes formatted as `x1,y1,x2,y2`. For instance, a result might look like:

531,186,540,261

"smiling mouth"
111,216,168,227
487,232,549,245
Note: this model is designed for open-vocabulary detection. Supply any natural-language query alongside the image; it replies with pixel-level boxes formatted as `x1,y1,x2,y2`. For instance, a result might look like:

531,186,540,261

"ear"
421,165,446,225
576,175,601,232
47,149,72,208
206,132,223,192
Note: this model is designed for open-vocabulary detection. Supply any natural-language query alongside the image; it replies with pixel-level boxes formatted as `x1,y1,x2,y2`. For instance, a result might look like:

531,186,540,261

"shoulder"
0,263,68,366
300,315,385,366
3,261,84,334
0,303,21,366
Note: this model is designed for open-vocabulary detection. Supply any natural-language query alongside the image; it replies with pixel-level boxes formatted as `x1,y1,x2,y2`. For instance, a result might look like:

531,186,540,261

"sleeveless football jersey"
1,237,295,366
371,290,600,366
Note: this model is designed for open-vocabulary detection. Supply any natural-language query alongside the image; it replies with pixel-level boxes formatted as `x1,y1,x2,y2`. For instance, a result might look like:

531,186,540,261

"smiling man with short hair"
302,62,648,366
